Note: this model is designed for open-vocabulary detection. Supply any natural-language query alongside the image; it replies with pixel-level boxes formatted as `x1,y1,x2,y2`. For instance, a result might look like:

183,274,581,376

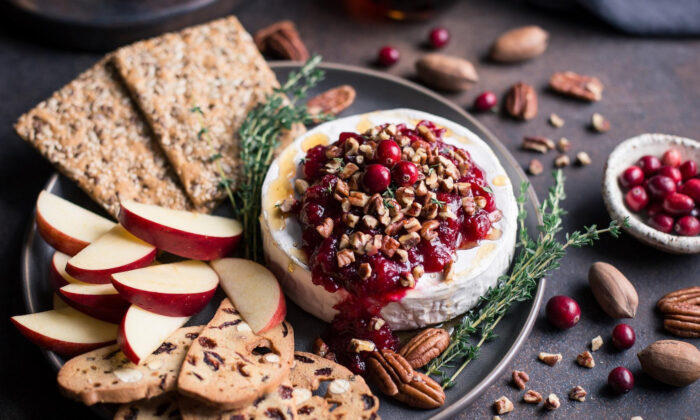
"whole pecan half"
398,328,449,369
254,21,309,61
657,286,700,338
366,350,445,409
306,85,356,119
549,71,603,102
505,82,537,120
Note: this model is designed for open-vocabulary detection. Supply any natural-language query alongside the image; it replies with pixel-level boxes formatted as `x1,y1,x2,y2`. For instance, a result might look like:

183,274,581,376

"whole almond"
588,262,638,319
637,340,700,386
416,54,478,92
490,25,549,62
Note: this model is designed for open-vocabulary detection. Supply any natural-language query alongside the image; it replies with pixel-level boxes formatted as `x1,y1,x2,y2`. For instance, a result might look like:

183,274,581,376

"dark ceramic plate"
21,62,544,419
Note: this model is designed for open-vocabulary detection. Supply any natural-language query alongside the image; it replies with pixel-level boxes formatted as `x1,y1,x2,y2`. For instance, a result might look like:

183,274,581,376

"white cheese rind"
261,109,517,330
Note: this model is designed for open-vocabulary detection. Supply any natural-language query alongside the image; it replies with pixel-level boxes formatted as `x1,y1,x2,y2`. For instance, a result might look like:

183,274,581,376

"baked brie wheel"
261,109,517,331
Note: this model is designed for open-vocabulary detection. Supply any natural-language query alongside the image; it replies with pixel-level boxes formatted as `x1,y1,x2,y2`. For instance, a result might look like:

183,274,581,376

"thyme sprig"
194,55,331,262
425,170,627,388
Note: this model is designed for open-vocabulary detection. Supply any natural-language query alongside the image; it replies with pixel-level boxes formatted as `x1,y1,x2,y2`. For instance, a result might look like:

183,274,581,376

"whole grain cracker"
112,16,279,208
14,60,197,218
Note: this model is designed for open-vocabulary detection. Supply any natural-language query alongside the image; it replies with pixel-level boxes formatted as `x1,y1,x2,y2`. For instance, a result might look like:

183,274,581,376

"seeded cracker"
112,16,279,209
14,60,197,217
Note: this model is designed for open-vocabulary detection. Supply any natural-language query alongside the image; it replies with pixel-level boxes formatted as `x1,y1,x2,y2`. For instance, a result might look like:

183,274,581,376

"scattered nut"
416,54,479,92
522,389,543,404
505,82,538,120
589,262,638,319
591,113,611,132
512,370,529,390
591,336,604,351
348,338,376,353
576,350,595,368
549,113,565,128
557,137,571,152
336,249,355,268
493,396,514,414
538,352,562,366
522,136,554,153
569,385,587,402
554,155,570,168
631,417,643,420
359,263,372,280
576,151,592,166
490,25,549,62
370,317,385,330
306,85,356,118
528,159,543,176
544,393,560,410
637,339,700,387
549,71,604,101
316,218,334,238
254,20,309,61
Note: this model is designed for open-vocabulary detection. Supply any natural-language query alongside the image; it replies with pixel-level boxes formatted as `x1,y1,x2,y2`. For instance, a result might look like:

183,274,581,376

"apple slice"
11,307,118,356
49,251,86,290
36,190,115,256
60,283,130,323
118,305,189,364
111,260,218,317
210,258,286,334
66,225,157,284
119,200,242,261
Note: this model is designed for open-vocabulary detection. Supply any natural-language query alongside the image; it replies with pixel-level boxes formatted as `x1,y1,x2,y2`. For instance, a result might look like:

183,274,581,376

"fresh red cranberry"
377,46,399,66
608,367,634,394
363,164,391,193
619,166,645,189
625,186,649,212
680,179,700,203
658,166,683,185
646,202,664,217
473,91,498,112
649,213,674,233
376,140,401,167
637,155,661,176
611,324,636,350
663,193,695,216
646,175,677,201
303,145,327,180
680,160,698,180
392,161,419,187
675,215,700,236
545,296,581,329
428,27,450,48
662,149,682,167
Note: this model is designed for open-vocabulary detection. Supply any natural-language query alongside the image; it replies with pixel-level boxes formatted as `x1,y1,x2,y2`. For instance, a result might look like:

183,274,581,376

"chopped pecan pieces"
335,179,349,197
348,191,369,207
405,202,423,217
370,317,385,330
420,220,439,241
549,113,565,128
505,82,538,120
254,20,309,61
554,154,570,168
412,265,424,281
342,213,359,228
399,232,421,248
569,385,587,402
528,159,543,176
403,217,421,233
523,389,542,404
576,151,592,166
359,263,372,280
395,249,409,262
591,112,611,132
336,249,355,268
522,136,554,153
557,137,571,153
493,396,514,414
339,162,359,179
549,71,603,102
512,370,529,390
316,218,334,238
348,338,376,353
398,328,450,369
538,352,562,366
576,350,595,368
544,393,560,410
362,215,378,229
380,236,400,257
276,198,296,213
591,335,604,351
400,273,415,288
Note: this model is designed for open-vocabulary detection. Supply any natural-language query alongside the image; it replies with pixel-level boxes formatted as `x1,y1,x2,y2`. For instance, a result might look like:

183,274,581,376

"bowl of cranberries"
603,133,700,254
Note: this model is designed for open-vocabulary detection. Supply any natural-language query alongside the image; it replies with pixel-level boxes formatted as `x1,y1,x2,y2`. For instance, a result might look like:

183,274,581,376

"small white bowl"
602,133,700,254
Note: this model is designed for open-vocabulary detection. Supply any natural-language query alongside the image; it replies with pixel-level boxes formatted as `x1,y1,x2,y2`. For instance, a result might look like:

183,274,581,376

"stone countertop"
0,0,698,418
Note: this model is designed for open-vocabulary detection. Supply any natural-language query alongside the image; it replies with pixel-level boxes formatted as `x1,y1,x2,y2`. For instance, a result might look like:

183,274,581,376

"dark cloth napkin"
530,0,700,35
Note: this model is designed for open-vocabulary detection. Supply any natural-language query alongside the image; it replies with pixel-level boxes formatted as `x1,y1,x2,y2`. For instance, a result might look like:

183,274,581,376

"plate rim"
20,61,545,419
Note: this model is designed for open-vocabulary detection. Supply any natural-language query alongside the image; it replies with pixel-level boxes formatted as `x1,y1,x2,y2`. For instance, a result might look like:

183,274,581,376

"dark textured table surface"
1,1,698,419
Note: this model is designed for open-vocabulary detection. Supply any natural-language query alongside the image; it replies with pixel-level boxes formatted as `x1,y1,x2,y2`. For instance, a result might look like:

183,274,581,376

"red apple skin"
65,249,157,284
254,285,287,334
117,316,142,365
10,317,114,356
36,211,89,256
59,289,130,323
110,279,217,317
118,206,241,261
49,256,70,290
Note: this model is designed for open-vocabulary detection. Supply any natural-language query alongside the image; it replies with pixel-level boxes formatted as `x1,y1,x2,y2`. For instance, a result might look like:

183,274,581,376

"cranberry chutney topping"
293,120,501,374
